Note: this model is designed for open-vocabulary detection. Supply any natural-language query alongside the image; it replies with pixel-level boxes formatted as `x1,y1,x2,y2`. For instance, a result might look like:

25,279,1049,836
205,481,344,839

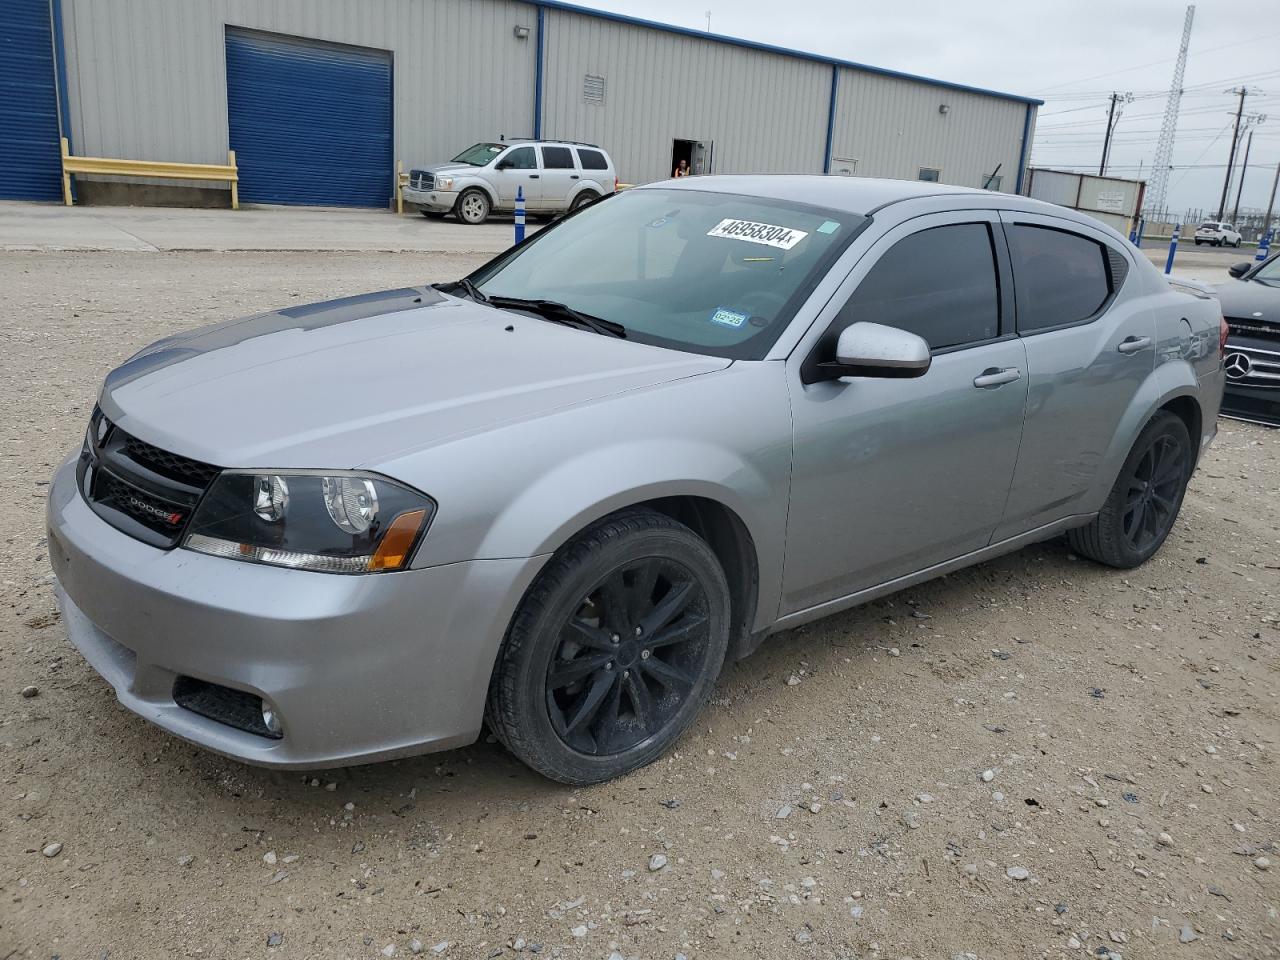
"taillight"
614,176,619,192
1219,312,1230,357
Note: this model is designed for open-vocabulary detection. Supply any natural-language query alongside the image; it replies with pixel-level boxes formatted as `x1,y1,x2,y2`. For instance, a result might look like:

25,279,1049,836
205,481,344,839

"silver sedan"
48,176,1225,783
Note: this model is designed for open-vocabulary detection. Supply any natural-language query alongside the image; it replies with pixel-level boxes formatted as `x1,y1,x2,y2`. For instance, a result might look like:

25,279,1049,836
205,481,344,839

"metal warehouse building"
1,0,1041,208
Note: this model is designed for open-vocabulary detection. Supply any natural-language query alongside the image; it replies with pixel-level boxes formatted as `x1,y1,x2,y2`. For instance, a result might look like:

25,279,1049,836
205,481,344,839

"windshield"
451,142,505,166
471,188,863,359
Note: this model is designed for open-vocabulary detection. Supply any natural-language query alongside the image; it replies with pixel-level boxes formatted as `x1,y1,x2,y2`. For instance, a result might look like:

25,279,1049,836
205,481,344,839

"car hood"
99,287,728,469
1214,278,1280,327
413,162,482,176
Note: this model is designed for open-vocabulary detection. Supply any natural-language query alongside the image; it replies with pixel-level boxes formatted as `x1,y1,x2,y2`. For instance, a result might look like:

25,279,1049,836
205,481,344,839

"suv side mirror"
495,159,512,170
818,322,932,380
1229,261,1252,279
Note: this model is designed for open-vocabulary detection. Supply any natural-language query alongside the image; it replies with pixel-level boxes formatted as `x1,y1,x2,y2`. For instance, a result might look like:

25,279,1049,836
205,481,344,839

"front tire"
1066,412,1192,568
455,188,491,225
486,510,731,785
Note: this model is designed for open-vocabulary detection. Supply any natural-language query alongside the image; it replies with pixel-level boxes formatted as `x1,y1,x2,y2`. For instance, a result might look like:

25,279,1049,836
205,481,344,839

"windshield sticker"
648,216,670,229
707,218,808,250
817,220,841,235
711,307,750,328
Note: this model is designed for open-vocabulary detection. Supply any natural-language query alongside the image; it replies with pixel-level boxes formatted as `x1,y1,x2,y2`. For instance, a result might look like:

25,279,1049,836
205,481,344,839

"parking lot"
1,211,1278,960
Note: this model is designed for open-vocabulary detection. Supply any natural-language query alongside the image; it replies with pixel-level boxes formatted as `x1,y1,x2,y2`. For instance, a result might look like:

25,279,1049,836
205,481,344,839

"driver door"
781,211,1028,615
493,145,542,207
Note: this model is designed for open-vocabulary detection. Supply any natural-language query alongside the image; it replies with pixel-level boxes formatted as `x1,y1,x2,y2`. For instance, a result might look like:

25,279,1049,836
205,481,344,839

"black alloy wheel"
546,557,712,756
1066,411,1192,568
1121,433,1187,552
486,510,731,784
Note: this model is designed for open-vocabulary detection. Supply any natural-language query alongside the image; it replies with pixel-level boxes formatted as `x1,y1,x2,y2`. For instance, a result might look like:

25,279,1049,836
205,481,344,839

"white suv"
1194,221,1243,247
404,141,618,225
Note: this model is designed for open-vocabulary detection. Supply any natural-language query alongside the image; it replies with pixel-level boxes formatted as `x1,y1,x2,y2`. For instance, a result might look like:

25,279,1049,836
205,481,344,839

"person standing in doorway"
673,159,691,178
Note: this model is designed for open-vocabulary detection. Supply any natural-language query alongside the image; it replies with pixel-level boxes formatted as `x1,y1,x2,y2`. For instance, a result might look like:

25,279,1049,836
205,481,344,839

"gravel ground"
2,251,1278,960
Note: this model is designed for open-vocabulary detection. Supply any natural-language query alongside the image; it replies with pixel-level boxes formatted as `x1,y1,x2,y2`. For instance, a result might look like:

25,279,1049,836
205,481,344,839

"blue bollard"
1255,228,1273,262
1164,223,1180,275
514,186,526,244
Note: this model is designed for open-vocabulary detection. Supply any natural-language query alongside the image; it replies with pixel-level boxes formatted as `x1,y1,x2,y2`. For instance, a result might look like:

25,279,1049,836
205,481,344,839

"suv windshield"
451,142,505,166
471,188,862,359
1253,257,1280,284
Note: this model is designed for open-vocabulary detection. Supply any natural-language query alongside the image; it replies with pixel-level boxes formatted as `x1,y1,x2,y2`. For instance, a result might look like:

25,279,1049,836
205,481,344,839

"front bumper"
1221,337,1280,426
46,456,546,768
403,187,460,212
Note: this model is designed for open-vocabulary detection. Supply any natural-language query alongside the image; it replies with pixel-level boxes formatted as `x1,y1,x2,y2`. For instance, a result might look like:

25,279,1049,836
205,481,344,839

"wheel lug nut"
605,662,614,671
611,634,620,644
641,649,651,660
634,626,642,636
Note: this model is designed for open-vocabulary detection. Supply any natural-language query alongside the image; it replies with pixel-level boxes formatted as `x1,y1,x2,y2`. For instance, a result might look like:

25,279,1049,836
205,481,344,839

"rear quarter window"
1007,224,1113,333
577,149,609,170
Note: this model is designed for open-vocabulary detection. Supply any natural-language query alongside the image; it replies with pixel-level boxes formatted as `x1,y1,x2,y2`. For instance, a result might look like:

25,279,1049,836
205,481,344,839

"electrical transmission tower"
1147,4,1195,216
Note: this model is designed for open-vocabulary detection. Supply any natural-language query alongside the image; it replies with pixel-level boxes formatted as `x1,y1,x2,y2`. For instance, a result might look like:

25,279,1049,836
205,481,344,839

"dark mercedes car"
1218,254,1280,425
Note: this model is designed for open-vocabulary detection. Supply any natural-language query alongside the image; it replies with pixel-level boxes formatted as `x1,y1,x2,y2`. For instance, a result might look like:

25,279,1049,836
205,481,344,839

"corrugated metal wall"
540,8,830,183
831,69,1029,190
59,0,538,193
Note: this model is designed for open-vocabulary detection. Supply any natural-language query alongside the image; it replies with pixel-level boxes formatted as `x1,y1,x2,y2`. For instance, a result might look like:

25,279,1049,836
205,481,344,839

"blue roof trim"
536,0,1044,106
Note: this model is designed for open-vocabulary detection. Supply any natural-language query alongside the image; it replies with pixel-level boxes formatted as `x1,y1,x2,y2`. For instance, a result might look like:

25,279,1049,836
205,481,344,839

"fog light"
261,703,282,737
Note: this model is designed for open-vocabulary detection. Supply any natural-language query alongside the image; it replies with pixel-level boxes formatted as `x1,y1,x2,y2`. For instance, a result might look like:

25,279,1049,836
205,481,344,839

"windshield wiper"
433,278,489,303
485,296,627,338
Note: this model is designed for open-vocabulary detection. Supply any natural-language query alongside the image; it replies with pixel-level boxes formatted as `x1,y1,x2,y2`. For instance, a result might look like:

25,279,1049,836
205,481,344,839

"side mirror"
1228,261,1252,279
819,322,932,380
495,160,512,170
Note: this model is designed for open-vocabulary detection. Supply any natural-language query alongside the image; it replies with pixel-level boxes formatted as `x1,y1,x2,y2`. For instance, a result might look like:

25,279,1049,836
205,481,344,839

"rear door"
782,212,1029,614
992,212,1154,540
493,145,541,207
538,145,579,210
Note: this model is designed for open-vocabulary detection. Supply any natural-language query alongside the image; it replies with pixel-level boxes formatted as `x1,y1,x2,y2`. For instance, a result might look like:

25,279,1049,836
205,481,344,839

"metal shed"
18,0,1041,207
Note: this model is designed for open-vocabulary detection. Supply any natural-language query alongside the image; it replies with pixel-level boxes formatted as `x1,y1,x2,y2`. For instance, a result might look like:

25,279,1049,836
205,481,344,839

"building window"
831,157,859,177
979,173,1002,191
918,168,941,183
583,74,605,104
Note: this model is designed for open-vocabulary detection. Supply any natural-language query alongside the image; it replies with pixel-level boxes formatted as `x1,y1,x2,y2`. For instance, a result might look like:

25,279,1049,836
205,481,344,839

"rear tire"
570,191,600,213
456,188,491,225
486,510,731,785
1066,412,1192,569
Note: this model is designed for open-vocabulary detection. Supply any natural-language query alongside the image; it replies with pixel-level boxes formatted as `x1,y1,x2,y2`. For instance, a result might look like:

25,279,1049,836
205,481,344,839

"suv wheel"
456,188,491,225
1066,411,1192,569
486,510,731,784
570,191,600,213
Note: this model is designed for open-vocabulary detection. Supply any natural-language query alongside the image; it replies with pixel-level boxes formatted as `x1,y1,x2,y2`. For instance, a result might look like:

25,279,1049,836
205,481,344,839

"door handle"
570,174,579,179
973,367,1022,389
529,174,540,179
1117,335,1152,354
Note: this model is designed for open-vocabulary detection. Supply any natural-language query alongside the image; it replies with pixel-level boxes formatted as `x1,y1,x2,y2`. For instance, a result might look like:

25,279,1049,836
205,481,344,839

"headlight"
183,471,434,574
436,176,455,191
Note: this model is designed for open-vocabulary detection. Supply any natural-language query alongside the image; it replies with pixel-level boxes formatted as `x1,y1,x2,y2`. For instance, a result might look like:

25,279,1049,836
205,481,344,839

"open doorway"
670,139,714,178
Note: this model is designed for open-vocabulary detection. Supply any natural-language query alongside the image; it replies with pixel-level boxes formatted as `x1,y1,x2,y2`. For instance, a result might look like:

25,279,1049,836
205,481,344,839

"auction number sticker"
707,218,808,250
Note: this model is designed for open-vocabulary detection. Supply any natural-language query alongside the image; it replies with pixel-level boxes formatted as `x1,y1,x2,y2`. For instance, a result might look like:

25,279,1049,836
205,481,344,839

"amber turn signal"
368,509,428,571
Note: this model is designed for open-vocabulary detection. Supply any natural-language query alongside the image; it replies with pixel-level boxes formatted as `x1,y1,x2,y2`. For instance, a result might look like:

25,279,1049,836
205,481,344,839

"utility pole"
1218,87,1253,219
1229,113,1267,224
1265,162,1280,236
1099,93,1133,176
1147,5,1194,216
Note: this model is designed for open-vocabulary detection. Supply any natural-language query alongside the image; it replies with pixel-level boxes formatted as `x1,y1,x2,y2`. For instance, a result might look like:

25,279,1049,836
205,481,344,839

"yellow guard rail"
60,138,239,209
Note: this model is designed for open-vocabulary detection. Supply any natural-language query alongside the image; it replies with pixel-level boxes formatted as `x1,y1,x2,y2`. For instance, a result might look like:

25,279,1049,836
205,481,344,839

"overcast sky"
588,0,1280,218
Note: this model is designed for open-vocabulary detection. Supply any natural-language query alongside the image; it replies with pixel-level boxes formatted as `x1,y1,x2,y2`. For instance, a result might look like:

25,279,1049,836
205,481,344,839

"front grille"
409,170,435,190
78,408,219,548
1224,343,1280,389
1227,320,1280,342
173,676,282,739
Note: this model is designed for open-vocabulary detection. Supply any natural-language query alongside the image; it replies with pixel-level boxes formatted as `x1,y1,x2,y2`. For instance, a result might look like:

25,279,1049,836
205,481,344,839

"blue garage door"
0,0,62,201
225,29,392,207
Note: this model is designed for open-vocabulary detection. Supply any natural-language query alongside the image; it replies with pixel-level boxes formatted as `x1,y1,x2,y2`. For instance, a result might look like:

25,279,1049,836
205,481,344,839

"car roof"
637,174,1111,222
641,174,1012,216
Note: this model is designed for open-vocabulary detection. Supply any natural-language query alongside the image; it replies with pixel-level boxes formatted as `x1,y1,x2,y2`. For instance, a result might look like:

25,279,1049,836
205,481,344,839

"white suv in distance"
1194,221,1243,247
404,141,618,225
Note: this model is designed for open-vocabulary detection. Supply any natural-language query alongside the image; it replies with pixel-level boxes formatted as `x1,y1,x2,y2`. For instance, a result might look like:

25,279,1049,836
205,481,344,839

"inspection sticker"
707,218,808,250
710,306,750,328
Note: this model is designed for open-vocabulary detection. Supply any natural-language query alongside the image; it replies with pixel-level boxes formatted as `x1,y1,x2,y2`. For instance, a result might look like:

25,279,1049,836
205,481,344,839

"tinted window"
835,223,1000,350
500,146,536,170
541,146,574,169
578,148,609,170
1007,224,1111,331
